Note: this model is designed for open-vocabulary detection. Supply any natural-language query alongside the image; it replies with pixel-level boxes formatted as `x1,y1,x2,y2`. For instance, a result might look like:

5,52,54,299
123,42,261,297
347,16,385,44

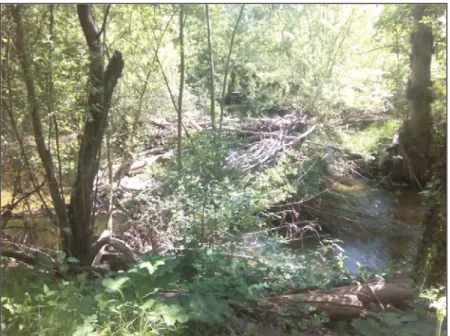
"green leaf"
138,260,165,275
56,252,66,262
102,276,130,292
67,257,80,263
142,298,156,309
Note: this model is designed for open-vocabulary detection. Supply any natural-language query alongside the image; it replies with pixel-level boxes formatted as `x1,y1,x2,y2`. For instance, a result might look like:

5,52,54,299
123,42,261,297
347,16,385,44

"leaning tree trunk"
399,4,434,187
11,5,70,236
67,5,124,265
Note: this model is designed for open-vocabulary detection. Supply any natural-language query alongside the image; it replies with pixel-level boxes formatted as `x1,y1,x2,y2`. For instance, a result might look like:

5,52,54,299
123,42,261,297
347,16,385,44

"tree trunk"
67,5,123,265
219,5,245,133
176,4,185,169
205,4,216,131
399,4,434,187
11,5,70,237
232,276,414,320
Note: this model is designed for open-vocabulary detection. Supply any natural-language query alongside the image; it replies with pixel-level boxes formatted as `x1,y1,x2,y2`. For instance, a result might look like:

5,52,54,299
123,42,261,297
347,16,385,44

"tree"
11,5,71,243
177,4,185,168
11,5,124,265
398,4,447,287
205,4,216,131
219,4,245,132
398,4,434,187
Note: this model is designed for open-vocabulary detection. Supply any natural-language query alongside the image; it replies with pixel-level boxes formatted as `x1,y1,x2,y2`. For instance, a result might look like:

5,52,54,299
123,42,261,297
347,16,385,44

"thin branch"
2,180,46,213
326,8,355,77
155,55,192,140
132,12,175,136
219,4,245,133
97,4,111,38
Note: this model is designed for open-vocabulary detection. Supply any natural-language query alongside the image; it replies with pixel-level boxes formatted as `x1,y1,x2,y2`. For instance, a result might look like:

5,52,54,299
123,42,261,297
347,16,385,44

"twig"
97,4,111,38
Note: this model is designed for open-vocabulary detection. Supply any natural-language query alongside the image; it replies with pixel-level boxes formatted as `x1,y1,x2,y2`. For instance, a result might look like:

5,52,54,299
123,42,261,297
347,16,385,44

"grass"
339,120,400,155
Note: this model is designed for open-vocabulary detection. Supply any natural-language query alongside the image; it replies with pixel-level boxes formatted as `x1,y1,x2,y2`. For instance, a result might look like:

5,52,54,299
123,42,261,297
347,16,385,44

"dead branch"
227,125,316,172
2,249,112,276
1,249,38,266
91,236,138,263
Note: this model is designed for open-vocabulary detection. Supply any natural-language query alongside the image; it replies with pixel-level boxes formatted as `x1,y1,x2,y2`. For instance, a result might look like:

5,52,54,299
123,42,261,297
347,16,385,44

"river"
288,186,425,274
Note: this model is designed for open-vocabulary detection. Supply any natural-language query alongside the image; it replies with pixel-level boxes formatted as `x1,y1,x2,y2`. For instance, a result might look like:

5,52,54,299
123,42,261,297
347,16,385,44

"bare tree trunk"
205,4,216,131
219,5,245,133
177,4,185,169
69,5,123,265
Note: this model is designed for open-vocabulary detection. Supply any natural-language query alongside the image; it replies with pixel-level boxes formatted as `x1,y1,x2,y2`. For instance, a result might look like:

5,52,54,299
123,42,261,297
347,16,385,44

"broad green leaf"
102,276,130,292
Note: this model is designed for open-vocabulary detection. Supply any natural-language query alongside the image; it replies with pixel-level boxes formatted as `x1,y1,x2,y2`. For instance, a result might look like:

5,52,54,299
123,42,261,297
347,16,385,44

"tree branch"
1,249,37,266
77,5,100,48
91,236,138,263
1,249,112,276
97,4,111,38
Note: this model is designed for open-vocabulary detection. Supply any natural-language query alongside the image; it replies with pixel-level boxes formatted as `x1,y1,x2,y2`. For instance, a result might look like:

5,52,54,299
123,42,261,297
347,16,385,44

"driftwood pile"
124,114,317,176
225,115,316,172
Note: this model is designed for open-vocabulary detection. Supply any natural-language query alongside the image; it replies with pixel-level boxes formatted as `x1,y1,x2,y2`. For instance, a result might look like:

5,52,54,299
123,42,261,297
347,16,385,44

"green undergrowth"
339,120,400,155
125,131,328,249
3,130,444,336
2,243,353,336
3,245,444,336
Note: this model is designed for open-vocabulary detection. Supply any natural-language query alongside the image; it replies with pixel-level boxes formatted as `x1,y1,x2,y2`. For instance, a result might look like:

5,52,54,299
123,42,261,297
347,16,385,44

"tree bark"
67,5,123,265
205,4,216,131
11,5,70,236
219,5,245,133
399,4,434,186
177,4,185,169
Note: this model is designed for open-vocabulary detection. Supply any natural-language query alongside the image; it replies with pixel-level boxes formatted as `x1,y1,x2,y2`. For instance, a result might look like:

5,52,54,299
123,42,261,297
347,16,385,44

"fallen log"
326,144,364,160
261,276,414,318
1,249,112,276
137,147,167,158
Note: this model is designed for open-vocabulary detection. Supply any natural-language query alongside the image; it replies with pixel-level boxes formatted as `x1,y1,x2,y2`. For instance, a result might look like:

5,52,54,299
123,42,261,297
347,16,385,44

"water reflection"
290,187,424,274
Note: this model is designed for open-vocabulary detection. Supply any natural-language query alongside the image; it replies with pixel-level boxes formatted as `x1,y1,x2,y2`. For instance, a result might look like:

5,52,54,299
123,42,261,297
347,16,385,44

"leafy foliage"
1,4,447,336
2,242,353,335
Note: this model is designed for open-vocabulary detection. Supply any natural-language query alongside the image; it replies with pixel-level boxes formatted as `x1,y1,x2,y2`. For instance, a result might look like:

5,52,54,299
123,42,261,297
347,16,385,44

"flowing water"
289,186,425,274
